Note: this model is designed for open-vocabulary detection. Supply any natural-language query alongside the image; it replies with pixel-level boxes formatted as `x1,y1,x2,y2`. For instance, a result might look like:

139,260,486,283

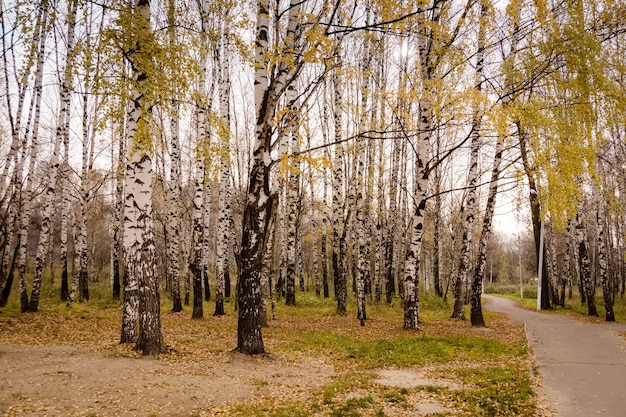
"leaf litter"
0,303,551,416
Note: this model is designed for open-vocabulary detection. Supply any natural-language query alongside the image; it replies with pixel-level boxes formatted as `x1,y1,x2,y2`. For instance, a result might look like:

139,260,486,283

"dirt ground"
0,343,333,417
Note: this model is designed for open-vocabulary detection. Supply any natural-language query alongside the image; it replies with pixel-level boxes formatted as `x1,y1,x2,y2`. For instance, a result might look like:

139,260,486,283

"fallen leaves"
0,298,544,416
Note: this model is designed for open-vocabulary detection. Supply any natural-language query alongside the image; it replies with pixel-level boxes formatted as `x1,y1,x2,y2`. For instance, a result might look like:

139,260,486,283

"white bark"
331,56,347,313
121,0,164,355
17,0,50,312
452,0,485,320
167,0,182,311
191,152,205,319
403,1,443,330
215,19,232,315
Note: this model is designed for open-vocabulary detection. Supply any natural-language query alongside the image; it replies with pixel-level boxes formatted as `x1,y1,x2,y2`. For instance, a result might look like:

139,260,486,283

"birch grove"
1,0,625,354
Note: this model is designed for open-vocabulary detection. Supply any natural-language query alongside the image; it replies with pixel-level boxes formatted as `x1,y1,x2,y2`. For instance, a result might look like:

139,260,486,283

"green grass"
286,331,520,368
228,401,312,417
449,365,535,416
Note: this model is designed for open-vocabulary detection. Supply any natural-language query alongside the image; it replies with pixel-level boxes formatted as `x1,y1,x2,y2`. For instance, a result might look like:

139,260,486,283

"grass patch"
449,365,535,416
288,331,517,368
227,400,312,417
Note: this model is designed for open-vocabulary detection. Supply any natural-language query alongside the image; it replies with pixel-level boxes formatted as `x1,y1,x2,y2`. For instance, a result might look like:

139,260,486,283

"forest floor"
0,293,549,417
483,295,626,417
0,342,332,416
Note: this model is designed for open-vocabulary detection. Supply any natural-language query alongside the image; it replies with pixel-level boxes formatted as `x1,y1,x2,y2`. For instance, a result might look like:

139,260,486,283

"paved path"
483,295,626,417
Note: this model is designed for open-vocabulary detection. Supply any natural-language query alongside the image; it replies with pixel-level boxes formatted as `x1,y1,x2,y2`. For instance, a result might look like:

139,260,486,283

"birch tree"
120,0,165,355
237,0,278,353
191,151,205,320
403,0,470,330
237,0,338,352
16,0,50,312
215,9,233,316
166,0,183,312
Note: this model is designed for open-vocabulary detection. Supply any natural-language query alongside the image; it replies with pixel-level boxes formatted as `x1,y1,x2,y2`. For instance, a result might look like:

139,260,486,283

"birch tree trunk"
321,116,330,298
432,131,443,298
237,0,305,353
29,0,78,311
596,190,615,321
331,59,347,313
561,223,574,306
17,0,50,312
309,130,320,297
519,125,551,310
202,167,211,302
467,0,490,326
120,0,164,355
167,0,183,312
191,154,205,320
285,112,300,306
576,212,597,316
403,1,445,330
215,23,232,316
111,128,124,301
355,16,373,324
29,123,62,311
452,117,482,320
77,84,91,303
237,0,273,354
60,0,78,302
547,222,560,305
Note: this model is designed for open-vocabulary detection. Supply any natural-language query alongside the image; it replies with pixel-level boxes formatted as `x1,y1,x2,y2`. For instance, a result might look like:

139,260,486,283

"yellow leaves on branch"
277,153,331,183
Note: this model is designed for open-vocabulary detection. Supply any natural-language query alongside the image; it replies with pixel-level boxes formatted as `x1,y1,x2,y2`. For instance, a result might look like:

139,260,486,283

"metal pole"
519,234,523,299
537,221,545,311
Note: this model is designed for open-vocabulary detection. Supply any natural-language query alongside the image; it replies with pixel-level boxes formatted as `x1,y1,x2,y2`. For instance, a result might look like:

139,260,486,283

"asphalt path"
483,295,626,417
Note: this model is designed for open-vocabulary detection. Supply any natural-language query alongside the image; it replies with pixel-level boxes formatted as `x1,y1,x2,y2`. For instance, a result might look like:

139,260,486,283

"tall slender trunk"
596,191,614,321
331,57,347,313
215,19,232,316
467,0,489,326
260,197,278,327
451,97,482,320
519,126,551,310
547,222,560,305
167,0,182,312
385,62,404,304
309,134,320,297
29,121,62,311
356,15,373,323
17,0,50,312
321,114,330,298
58,0,78,302
561,223,573,307
30,0,78,311
121,130,139,344
470,126,505,325
191,154,205,320
285,131,299,306
77,83,91,303
432,137,443,297
375,89,386,302
202,167,211,302
403,0,446,330
575,212,597,316
111,126,123,301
